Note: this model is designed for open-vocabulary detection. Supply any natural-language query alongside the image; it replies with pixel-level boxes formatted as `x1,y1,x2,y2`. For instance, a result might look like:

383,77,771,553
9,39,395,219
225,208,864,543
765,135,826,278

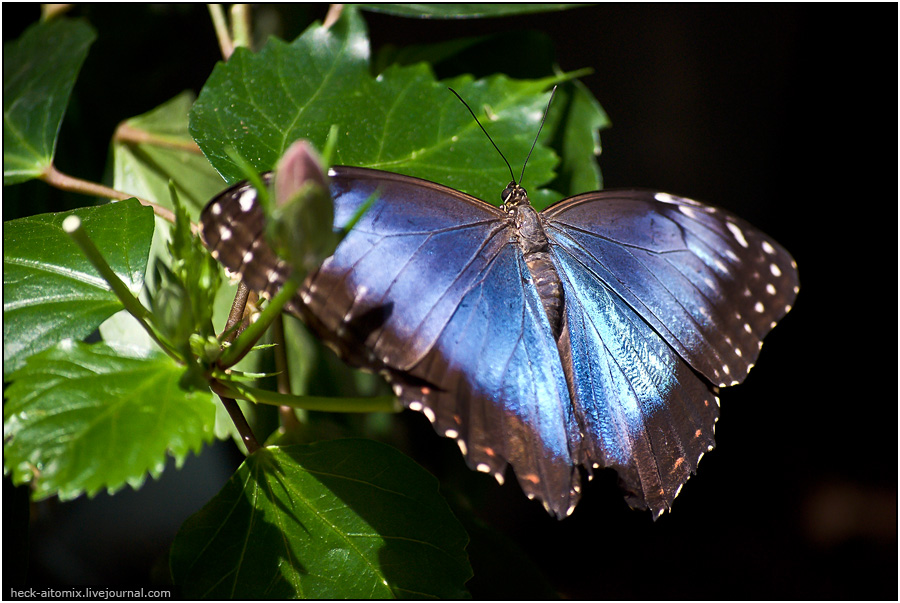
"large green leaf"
171,440,471,599
190,8,564,206
3,340,218,501
3,18,96,184
3,199,155,376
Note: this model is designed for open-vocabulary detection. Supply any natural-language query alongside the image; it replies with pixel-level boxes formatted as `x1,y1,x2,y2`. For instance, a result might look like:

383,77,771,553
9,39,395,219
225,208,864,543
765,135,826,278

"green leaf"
3,199,155,376
3,18,96,184
358,4,584,19
190,8,566,205
171,440,472,599
112,91,225,218
550,79,611,196
3,340,218,501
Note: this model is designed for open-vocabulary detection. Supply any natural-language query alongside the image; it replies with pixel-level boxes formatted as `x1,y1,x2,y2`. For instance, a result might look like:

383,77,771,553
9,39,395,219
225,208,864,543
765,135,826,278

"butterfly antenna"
519,85,557,186
449,88,516,184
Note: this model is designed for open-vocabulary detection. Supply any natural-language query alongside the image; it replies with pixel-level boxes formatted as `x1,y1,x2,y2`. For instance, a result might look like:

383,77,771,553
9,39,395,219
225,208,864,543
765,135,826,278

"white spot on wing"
726,221,749,248
770,263,783,277
655,192,676,203
239,189,256,212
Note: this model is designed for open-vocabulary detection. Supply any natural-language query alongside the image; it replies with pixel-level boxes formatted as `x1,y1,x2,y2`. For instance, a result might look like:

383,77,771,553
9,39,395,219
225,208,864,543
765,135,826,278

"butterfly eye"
501,182,528,207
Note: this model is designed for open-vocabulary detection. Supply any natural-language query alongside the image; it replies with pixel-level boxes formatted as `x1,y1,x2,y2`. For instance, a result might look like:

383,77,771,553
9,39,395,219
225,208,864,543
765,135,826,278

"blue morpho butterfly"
199,88,799,519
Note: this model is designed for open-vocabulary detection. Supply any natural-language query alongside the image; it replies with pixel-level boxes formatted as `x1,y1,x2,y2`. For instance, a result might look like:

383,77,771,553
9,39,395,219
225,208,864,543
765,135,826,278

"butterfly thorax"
507,188,564,340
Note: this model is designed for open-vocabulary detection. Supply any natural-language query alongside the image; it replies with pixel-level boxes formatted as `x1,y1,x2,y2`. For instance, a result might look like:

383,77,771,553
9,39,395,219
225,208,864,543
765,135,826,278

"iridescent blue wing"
201,166,583,516
544,189,799,515
544,190,798,387
550,243,720,517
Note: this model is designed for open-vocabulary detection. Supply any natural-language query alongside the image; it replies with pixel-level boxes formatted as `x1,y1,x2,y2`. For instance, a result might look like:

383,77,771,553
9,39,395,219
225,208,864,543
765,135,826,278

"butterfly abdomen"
511,202,565,339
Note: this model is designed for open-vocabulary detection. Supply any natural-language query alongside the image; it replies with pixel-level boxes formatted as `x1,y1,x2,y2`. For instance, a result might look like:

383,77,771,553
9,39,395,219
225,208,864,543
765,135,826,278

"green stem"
217,379,399,413
62,214,181,363
230,4,252,50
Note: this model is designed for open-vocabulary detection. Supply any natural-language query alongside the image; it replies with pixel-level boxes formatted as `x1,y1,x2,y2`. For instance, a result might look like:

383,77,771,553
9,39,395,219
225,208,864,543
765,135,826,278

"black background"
3,4,896,599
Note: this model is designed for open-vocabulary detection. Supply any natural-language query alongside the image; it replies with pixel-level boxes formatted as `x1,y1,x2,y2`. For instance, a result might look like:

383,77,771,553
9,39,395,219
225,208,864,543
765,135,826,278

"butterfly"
200,157,798,519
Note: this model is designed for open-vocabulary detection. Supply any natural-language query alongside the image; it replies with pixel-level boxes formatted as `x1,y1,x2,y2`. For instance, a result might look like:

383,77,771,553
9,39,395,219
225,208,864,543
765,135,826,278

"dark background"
3,4,896,599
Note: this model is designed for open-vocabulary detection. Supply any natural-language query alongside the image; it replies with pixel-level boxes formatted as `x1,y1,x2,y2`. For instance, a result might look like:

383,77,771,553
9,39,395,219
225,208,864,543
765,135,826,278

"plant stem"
222,282,252,344
208,4,233,59
222,379,399,413
41,164,184,230
271,316,303,431
62,214,181,363
323,4,343,29
217,274,300,369
230,4,252,50
114,122,202,154
216,391,260,454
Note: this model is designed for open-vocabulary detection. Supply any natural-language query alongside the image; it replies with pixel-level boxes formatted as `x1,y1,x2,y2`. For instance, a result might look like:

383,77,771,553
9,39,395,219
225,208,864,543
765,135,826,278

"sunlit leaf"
3,340,217,500
190,8,565,205
3,199,154,376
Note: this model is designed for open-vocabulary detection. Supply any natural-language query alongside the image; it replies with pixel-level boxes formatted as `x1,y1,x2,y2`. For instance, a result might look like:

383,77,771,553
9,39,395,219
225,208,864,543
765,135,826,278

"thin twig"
213,284,259,454
272,316,303,432
41,164,189,231
323,4,343,29
216,389,261,454
222,282,252,345
114,122,203,154
208,4,234,60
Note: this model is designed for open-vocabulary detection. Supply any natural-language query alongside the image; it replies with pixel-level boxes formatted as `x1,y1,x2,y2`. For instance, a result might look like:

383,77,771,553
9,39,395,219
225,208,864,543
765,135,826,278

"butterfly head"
501,181,529,210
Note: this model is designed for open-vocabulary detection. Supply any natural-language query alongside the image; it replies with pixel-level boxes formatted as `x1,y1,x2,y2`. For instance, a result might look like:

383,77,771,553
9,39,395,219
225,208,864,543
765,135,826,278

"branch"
41,164,190,231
